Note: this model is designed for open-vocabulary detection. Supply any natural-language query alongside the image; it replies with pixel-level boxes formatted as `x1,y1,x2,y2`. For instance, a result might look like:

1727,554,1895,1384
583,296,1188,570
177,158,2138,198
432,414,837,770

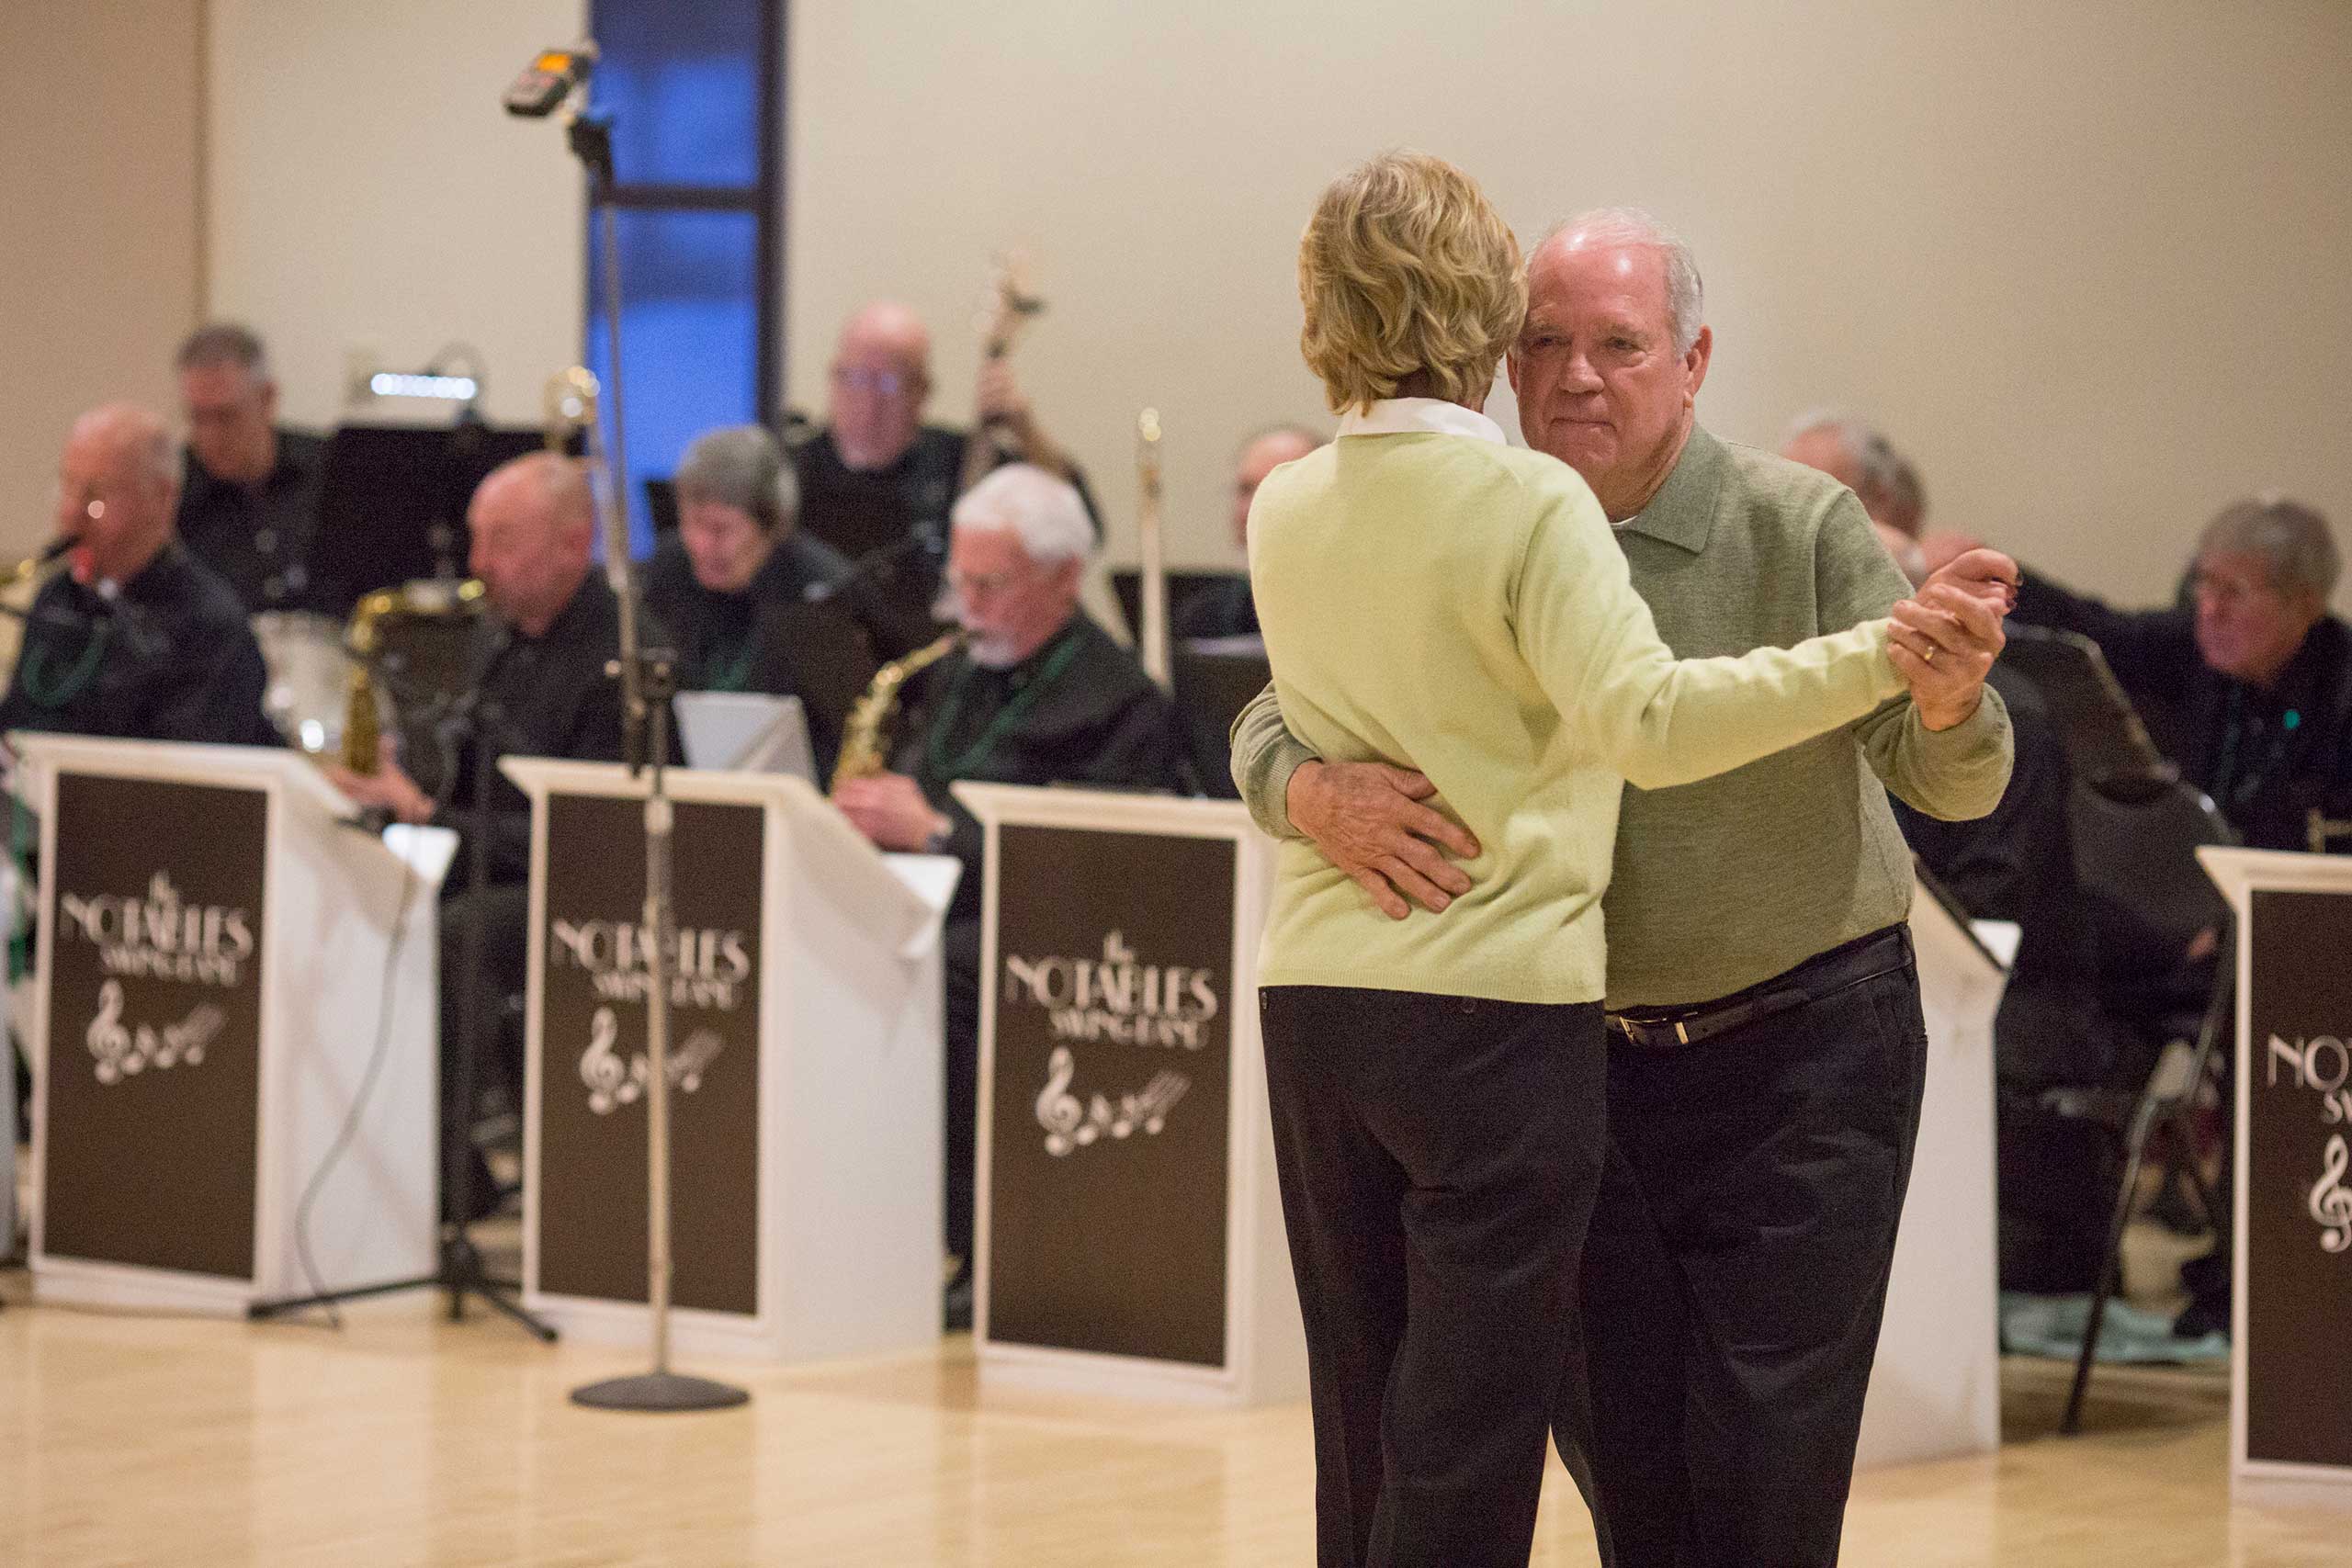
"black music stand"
312,423,582,604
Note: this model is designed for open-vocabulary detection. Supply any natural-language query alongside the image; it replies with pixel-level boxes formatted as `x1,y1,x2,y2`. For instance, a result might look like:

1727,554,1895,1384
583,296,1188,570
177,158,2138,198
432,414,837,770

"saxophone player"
325,452,630,1224
831,462,1193,1328
0,404,278,750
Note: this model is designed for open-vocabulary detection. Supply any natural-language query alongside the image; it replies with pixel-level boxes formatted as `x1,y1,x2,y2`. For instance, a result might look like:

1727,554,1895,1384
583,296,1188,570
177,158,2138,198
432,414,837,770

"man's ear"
1682,325,1713,405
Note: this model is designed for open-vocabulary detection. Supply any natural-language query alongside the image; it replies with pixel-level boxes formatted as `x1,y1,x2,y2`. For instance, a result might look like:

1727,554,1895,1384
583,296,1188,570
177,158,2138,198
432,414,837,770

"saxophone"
831,631,965,784
339,578,486,772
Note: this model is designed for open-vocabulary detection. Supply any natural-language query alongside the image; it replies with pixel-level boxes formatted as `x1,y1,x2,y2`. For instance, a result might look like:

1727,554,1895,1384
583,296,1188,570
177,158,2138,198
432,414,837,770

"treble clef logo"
582,1007,628,1115
1035,1045,1086,1156
87,980,131,1084
2312,1134,2352,1255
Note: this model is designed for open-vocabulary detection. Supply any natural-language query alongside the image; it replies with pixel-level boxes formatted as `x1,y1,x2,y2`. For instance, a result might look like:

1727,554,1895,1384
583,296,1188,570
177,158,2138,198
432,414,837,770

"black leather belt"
1606,926,1913,1050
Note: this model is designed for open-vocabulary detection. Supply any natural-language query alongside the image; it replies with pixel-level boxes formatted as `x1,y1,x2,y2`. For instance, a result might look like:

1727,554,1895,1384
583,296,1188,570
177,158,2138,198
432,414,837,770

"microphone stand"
556,92,746,1415
250,633,558,1340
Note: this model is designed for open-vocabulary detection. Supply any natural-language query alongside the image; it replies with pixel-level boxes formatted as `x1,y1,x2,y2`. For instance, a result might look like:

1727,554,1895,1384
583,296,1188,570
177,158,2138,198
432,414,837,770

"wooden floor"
0,1261,2343,1568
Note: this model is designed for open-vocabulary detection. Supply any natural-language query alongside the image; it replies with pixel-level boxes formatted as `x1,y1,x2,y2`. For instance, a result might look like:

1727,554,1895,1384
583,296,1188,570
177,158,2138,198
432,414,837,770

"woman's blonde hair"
1297,152,1526,415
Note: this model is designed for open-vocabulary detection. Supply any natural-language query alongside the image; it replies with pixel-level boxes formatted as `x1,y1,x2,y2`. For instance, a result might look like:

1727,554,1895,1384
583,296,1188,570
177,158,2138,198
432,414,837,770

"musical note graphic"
581,1007,634,1114
85,987,227,1084
1035,1047,1189,1157
673,1028,725,1093
582,1009,723,1114
2312,1134,2352,1255
1036,1046,1087,1156
87,981,131,1084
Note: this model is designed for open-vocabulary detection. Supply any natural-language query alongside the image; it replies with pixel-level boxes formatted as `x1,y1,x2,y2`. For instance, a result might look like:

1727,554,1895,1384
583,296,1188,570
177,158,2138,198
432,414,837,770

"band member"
832,462,1192,1326
172,324,339,615
790,301,1099,655
642,424,878,779
327,453,628,1220
0,404,277,749
1173,423,1324,641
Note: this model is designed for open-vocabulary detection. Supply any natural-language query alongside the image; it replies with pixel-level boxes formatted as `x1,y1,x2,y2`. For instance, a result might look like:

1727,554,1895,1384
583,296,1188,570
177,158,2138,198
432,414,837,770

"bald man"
330,453,629,1222
0,404,277,748
790,300,1097,656
1174,423,1324,641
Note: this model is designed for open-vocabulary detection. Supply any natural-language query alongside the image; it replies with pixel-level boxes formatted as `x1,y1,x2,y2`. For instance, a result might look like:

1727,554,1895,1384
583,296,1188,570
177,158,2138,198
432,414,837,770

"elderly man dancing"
1235,205,2015,1567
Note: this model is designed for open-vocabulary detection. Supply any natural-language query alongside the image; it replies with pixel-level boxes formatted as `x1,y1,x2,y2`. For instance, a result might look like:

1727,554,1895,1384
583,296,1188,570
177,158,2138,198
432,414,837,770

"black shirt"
896,611,1195,928
1893,665,2142,1089
436,576,629,886
0,544,278,749
1171,576,1260,640
2010,571,2352,852
640,531,878,780
789,424,1103,659
175,429,341,615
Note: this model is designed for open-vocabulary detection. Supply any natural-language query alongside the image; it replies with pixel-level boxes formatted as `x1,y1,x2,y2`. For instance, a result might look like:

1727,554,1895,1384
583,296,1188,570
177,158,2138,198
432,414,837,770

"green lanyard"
701,632,757,694
925,627,1085,780
18,617,113,710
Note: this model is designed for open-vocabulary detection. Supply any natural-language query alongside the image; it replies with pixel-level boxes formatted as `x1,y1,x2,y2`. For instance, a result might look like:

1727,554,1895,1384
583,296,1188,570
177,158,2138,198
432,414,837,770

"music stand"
312,423,582,604
2000,626,2173,789
644,478,680,539
1171,638,1272,801
1110,569,1249,648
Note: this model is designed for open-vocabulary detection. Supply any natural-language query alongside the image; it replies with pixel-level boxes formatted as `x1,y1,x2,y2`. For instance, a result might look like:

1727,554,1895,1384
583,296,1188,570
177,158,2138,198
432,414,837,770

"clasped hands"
1287,547,2020,921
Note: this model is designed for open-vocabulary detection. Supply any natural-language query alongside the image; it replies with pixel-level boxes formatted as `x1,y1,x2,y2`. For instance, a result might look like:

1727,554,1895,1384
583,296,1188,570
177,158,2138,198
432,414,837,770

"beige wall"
785,0,2352,609
0,1,206,559
205,0,585,434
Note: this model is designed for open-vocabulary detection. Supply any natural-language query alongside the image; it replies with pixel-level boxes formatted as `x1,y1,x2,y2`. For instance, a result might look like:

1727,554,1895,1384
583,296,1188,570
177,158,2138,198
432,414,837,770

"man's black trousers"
1557,928,1930,1568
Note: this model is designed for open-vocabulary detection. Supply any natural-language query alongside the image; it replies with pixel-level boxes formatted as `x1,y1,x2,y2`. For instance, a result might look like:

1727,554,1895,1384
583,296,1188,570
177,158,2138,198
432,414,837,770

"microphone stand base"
569,1370,750,1412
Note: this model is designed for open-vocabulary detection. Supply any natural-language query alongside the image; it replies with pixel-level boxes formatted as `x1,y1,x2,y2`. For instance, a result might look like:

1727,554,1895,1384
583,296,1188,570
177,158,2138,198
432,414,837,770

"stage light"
368,372,480,401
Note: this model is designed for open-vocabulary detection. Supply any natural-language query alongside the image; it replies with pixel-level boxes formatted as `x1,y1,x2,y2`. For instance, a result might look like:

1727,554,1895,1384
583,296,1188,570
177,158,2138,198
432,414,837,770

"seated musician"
790,300,1099,655
1929,497,2346,1335
1785,420,2173,1290
1171,423,1323,641
642,424,877,779
172,323,340,616
1929,496,2352,852
831,462,1193,1325
327,453,628,1221
0,403,278,749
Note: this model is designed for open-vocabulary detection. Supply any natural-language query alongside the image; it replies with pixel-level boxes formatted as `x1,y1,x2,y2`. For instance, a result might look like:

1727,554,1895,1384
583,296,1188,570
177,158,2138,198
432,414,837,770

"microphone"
503,41,599,118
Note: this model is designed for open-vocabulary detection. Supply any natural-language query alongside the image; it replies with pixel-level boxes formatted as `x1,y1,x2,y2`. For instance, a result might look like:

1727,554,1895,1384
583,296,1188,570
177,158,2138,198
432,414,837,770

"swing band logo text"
60,872,254,988
548,918,753,1010
2267,1034,2352,1255
1001,931,1221,1050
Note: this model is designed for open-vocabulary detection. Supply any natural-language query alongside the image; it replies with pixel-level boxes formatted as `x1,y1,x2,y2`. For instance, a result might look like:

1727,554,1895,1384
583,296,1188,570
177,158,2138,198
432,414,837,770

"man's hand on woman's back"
1286,760,1482,920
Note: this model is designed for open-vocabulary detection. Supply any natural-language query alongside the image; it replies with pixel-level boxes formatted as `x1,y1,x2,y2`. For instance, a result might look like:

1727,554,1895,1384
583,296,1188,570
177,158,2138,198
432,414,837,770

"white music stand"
504,757,956,1361
15,734,445,1314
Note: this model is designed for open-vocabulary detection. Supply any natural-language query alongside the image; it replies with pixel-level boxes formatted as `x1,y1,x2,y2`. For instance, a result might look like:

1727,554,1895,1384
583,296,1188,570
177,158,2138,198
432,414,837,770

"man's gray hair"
175,322,270,381
1547,208,1706,355
1783,408,1906,518
952,462,1093,565
675,424,797,534
2200,494,2340,602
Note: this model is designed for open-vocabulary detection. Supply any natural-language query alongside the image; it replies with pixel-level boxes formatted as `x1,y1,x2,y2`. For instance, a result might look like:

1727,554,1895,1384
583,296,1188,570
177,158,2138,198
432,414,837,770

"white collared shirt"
1335,397,1508,446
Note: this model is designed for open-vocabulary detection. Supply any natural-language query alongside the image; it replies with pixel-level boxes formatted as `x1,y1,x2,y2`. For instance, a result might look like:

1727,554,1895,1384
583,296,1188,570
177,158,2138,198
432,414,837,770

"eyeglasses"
831,366,912,397
945,567,1031,601
51,482,110,524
